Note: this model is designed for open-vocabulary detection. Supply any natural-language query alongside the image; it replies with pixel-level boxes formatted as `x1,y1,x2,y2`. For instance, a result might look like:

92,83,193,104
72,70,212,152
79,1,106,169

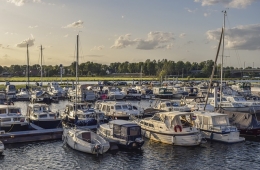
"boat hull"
201,130,245,143
30,120,61,129
141,129,201,146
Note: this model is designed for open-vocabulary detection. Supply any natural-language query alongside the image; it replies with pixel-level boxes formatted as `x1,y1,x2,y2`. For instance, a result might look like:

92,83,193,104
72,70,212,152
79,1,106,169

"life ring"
174,125,182,132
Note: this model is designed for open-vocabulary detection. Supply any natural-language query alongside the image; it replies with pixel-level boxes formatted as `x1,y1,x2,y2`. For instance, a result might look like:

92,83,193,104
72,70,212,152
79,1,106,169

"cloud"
16,34,35,48
206,24,260,50
7,0,41,6
5,32,15,35
64,34,68,38
90,45,105,51
179,33,186,38
122,15,124,19
185,8,197,13
111,34,136,49
204,12,211,17
111,32,174,50
62,20,83,28
28,25,38,29
194,0,256,8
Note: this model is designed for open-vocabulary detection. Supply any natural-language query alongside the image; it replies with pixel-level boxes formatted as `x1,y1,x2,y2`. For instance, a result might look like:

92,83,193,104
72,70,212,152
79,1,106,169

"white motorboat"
103,86,126,100
154,99,191,112
193,111,245,143
61,102,107,128
26,103,61,129
5,84,16,99
63,126,110,155
16,88,30,101
208,97,249,112
0,105,29,132
30,89,52,104
97,120,144,149
134,111,202,146
0,141,4,155
47,82,66,98
95,100,143,120
183,97,215,112
121,87,142,100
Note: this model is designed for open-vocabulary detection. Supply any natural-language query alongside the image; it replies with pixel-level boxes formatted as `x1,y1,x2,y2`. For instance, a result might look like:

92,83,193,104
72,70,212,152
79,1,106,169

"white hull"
201,131,245,143
141,129,201,146
63,128,110,155
222,107,249,112
0,142,4,154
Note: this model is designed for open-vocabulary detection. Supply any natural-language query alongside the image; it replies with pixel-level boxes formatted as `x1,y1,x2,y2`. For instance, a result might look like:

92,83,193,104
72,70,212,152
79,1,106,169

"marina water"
0,101,260,170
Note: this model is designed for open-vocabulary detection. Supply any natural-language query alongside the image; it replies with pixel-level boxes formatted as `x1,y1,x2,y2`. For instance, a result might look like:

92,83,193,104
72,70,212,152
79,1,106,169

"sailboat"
194,11,245,143
30,45,52,104
62,34,110,155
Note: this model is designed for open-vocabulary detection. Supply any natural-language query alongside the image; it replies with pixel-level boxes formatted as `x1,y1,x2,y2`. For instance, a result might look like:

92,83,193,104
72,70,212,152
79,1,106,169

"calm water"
0,101,260,170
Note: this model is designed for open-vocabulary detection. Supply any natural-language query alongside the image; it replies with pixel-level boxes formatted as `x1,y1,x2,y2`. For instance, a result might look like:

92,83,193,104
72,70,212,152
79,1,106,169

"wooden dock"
0,128,63,144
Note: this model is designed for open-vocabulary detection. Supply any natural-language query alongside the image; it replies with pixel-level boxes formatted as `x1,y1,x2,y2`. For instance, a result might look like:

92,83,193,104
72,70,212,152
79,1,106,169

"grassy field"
0,76,159,82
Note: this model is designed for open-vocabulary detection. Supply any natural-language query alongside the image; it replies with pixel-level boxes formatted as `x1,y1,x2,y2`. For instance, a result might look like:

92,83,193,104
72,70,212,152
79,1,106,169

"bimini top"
109,120,139,126
193,111,228,117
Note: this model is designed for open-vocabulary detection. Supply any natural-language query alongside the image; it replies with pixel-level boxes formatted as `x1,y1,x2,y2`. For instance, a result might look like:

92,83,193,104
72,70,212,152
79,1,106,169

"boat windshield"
42,106,49,112
212,116,229,126
129,126,141,136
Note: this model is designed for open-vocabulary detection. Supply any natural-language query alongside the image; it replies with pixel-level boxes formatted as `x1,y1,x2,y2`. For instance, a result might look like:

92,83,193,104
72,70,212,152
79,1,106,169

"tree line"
0,59,253,78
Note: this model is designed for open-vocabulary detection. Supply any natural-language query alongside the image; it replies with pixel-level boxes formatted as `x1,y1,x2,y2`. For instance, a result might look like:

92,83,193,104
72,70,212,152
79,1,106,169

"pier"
0,128,63,144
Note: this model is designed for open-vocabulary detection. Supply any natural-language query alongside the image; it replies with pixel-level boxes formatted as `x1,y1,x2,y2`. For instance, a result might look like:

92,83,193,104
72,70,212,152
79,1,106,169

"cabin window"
203,117,208,125
121,126,128,139
1,118,11,122
140,121,144,124
9,109,20,113
152,115,161,121
49,114,55,118
34,107,40,112
111,106,114,110
129,126,141,136
0,109,6,114
144,122,148,126
213,116,228,126
13,117,20,121
113,125,121,137
102,105,107,111
122,105,128,109
166,103,171,107
107,106,110,112
115,105,121,110
132,106,137,110
39,114,48,118
149,124,154,128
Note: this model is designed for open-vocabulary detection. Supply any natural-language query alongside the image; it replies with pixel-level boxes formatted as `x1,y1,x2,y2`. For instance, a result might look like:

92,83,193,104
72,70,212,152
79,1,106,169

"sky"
0,0,259,68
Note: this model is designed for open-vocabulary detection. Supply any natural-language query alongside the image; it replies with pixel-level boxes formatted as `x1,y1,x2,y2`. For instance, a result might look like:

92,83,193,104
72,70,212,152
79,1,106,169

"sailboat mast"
27,44,30,87
220,10,227,105
41,45,43,85
76,34,79,105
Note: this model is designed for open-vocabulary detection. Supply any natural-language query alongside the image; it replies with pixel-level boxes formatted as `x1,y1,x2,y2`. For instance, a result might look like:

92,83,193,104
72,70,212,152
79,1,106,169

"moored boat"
134,111,202,146
97,120,144,149
193,111,245,143
26,103,61,129
63,125,110,155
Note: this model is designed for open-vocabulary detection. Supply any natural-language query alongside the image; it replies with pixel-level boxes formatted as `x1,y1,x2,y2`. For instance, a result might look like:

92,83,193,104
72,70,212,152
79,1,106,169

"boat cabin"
193,111,236,133
109,120,142,141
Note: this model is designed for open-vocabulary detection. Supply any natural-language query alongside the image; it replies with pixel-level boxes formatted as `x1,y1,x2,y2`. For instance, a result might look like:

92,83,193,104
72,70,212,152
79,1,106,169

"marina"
1,1,260,169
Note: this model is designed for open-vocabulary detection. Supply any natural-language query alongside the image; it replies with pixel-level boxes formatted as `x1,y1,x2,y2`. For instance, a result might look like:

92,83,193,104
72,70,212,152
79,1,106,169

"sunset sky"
0,0,259,68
